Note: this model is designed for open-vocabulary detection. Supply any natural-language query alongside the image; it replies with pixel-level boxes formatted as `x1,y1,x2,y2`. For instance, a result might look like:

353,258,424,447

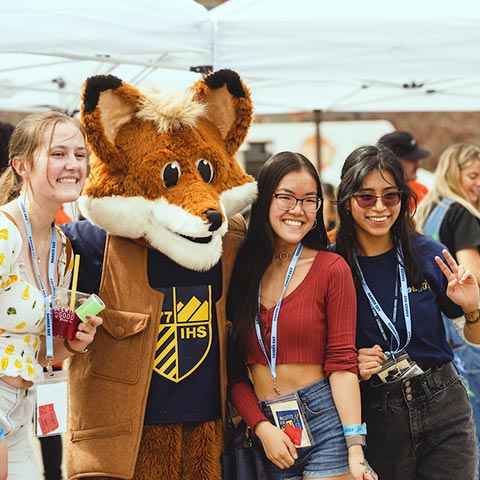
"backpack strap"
422,198,454,241
65,235,73,270
55,224,73,276
0,210,19,228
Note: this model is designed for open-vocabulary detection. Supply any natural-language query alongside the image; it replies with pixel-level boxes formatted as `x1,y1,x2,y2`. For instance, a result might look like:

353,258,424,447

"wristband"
345,434,366,448
64,339,89,355
0,426,5,440
343,423,367,436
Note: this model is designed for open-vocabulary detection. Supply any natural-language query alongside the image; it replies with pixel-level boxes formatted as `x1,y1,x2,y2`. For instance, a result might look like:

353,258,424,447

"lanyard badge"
355,244,411,355
255,242,303,396
265,392,313,448
17,195,57,362
35,370,69,437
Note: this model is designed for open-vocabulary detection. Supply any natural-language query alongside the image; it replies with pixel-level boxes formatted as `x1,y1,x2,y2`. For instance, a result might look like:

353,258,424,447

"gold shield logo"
153,285,212,383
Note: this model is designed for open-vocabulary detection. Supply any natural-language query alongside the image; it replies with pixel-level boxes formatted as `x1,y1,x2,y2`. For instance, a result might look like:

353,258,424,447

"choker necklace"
278,251,290,261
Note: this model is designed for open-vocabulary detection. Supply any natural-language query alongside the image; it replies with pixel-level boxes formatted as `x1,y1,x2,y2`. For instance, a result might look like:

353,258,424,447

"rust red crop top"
229,250,358,430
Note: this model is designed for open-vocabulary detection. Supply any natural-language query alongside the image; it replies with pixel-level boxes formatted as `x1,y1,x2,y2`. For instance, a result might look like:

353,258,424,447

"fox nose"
205,209,223,232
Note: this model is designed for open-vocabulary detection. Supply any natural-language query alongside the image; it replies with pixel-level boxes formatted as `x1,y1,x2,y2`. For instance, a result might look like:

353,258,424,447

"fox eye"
196,159,214,183
162,161,181,188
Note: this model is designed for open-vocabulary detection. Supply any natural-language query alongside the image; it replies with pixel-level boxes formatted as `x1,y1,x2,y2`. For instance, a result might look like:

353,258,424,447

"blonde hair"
0,111,86,205
416,143,480,230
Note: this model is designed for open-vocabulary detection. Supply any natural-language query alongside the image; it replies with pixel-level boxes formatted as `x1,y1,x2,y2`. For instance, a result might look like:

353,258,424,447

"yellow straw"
69,254,81,309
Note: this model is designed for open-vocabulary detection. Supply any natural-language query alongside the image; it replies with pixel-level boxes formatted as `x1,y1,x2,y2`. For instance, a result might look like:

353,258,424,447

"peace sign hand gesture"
435,249,479,313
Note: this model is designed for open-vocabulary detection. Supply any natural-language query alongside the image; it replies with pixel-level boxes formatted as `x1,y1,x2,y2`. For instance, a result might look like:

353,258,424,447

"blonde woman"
416,142,480,474
0,112,103,479
416,143,480,282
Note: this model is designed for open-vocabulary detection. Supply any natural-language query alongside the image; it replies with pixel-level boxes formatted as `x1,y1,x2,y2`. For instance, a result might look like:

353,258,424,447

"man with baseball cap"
379,130,431,207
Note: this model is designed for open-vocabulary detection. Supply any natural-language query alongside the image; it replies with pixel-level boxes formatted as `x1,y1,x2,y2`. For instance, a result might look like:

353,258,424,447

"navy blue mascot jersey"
63,220,222,423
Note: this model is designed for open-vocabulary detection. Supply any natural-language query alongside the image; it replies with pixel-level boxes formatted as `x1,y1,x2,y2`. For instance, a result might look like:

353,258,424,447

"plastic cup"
75,293,105,322
52,288,104,340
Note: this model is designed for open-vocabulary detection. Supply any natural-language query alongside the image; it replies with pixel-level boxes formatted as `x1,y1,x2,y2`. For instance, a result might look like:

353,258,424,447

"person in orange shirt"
379,131,431,211
54,204,72,225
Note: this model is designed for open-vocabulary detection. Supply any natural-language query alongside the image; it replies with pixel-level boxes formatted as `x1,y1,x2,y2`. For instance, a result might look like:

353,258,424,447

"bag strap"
0,210,19,228
422,198,454,241
422,198,458,346
64,234,73,270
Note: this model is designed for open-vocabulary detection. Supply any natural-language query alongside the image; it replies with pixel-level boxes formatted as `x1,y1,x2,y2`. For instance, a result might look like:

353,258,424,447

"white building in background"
239,119,436,190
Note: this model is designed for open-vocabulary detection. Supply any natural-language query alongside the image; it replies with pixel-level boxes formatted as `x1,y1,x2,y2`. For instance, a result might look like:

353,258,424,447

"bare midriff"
0,375,34,389
250,363,325,401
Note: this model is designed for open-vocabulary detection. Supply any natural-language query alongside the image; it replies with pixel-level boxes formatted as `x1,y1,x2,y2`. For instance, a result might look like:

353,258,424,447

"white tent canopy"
210,0,480,112
1,0,480,114
0,0,209,113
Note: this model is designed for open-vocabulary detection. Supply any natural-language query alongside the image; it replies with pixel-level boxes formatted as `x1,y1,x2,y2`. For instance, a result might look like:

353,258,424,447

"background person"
0,121,14,174
335,143,480,480
228,151,376,480
379,130,430,210
415,142,480,468
0,111,102,480
322,182,338,233
416,143,480,280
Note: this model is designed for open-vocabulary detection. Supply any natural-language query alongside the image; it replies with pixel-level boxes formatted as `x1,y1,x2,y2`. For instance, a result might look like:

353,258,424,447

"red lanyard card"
265,392,313,448
35,370,68,437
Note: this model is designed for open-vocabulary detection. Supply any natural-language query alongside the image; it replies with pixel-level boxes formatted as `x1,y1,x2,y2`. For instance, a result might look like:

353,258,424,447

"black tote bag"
222,417,269,480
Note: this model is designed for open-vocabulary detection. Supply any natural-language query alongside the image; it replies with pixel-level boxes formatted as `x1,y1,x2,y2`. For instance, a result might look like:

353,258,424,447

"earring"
311,218,318,230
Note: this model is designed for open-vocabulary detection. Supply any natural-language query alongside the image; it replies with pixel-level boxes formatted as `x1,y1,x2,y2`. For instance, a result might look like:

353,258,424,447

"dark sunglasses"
352,191,402,209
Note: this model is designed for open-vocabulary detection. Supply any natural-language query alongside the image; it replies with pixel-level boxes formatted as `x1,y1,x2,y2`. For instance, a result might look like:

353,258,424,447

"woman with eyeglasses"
335,144,480,480
228,151,377,480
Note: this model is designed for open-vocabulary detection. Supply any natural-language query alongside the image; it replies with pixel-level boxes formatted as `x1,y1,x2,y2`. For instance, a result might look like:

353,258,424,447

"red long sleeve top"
230,250,358,430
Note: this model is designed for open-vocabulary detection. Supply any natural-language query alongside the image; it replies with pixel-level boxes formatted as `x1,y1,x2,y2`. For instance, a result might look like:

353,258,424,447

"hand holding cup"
52,287,105,341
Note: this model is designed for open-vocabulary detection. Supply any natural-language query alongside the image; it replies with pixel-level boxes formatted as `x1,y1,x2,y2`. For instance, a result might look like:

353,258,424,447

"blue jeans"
259,377,350,479
361,361,478,480
443,316,480,447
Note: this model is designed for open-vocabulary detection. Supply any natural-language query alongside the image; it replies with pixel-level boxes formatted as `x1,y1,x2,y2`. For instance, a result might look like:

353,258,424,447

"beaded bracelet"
465,308,480,327
63,339,89,355
0,426,5,441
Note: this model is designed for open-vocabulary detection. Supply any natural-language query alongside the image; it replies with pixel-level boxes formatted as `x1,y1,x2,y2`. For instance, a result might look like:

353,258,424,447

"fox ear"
81,75,144,169
193,69,253,157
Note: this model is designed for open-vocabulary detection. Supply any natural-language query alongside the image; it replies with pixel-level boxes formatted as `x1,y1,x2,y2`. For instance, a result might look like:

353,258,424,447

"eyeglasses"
272,193,322,212
352,191,402,209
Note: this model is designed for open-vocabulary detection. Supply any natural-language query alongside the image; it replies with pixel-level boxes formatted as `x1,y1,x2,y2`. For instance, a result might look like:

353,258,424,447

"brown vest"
65,216,245,479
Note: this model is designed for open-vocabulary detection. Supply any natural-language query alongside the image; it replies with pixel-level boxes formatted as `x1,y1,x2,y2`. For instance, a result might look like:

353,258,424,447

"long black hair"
335,144,422,287
228,151,328,348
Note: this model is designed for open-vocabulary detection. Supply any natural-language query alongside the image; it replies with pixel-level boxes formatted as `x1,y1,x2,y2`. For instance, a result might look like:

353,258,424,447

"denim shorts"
361,361,479,480
259,377,350,479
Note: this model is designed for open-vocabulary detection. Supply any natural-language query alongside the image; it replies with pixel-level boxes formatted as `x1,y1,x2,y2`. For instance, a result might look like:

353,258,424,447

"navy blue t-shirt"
144,251,221,424
62,221,222,423
355,235,462,370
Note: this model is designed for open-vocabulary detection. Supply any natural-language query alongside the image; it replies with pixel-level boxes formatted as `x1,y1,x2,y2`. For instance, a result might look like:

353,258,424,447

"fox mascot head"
78,70,256,271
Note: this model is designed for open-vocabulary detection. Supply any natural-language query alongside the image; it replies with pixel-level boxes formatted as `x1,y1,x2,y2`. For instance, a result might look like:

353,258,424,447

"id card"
377,351,424,384
35,370,68,437
266,393,313,447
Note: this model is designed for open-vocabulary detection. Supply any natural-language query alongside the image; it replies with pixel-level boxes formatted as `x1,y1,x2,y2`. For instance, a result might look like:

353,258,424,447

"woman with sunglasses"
228,151,377,480
335,144,480,480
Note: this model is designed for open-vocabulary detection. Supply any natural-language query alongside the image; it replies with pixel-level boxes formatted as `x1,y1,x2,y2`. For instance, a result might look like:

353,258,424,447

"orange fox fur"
79,70,256,271
67,71,255,479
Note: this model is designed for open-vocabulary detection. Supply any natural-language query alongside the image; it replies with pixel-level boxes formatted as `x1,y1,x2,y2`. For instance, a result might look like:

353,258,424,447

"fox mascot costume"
62,70,256,479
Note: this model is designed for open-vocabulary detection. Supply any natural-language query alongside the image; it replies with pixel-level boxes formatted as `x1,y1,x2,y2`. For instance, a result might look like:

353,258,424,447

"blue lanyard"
355,245,411,355
255,242,303,393
17,196,57,360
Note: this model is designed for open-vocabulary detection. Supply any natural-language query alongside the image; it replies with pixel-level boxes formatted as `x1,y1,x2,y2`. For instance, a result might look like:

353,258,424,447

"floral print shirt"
0,213,73,381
